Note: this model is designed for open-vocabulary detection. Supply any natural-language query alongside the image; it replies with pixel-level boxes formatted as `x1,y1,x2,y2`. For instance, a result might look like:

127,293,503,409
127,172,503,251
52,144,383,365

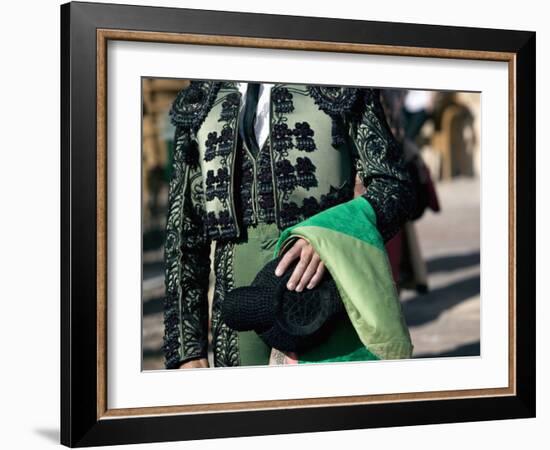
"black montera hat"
221,256,345,352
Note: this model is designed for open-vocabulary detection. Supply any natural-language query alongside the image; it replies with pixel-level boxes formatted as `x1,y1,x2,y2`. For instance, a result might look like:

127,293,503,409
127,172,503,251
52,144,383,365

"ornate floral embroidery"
211,241,240,367
217,126,235,158
307,85,359,116
173,132,200,168
204,131,218,161
256,143,277,224
275,159,297,197
238,146,255,226
161,292,181,369
258,191,276,218
219,92,240,122
203,126,235,164
295,156,318,190
307,85,359,147
198,84,242,240
293,122,316,152
272,86,294,114
205,167,230,204
274,156,318,207
302,196,320,217
162,127,211,369
320,184,354,209
205,210,238,240
169,81,222,131
270,85,301,219
351,89,415,242
279,201,302,228
238,139,278,226
278,183,354,229
272,123,294,155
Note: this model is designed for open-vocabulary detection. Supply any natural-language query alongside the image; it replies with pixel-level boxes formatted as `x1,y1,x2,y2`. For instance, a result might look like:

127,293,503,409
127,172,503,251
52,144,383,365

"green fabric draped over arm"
274,196,413,360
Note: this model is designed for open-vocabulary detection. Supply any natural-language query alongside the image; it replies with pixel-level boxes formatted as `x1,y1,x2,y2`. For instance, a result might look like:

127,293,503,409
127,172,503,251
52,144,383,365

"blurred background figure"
394,89,481,359
142,78,189,250
420,91,480,180
371,89,440,295
403,90,433,141
142,82,481,369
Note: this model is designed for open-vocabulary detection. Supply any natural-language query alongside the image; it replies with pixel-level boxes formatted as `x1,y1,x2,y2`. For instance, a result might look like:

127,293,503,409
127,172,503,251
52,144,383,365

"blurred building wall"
142,78,189,233
419,91,480,181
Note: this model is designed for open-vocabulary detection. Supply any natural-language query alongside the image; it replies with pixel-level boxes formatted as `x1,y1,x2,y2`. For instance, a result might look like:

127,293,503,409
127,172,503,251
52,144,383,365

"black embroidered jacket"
162,81,416,368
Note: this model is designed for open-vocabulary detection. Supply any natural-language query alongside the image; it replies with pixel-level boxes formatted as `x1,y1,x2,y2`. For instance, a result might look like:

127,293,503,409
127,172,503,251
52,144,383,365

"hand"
269,348,299,365
178,358,209,369
274,238,325,292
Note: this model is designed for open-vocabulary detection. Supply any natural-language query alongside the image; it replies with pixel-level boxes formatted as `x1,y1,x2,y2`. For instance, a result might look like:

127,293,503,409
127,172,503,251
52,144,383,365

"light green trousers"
232,223,279,366
231,222,378,365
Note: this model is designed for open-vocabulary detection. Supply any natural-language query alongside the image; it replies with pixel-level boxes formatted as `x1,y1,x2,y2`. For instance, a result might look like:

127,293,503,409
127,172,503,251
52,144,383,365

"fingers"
275,239,305,277
274,238,326,292
286,245,314,290
306,261,325,290
295,253,321,292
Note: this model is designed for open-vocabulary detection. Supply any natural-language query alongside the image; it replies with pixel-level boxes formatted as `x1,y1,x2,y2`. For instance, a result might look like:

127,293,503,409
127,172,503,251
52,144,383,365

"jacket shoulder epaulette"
307,85,360,117
169,80,222,130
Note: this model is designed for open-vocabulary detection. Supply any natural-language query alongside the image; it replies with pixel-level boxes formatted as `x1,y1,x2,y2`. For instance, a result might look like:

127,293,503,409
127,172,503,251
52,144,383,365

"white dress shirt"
236,82,274,151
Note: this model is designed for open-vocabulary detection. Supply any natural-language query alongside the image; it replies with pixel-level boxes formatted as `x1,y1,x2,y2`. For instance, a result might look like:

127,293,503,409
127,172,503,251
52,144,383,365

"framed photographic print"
60,1,536,447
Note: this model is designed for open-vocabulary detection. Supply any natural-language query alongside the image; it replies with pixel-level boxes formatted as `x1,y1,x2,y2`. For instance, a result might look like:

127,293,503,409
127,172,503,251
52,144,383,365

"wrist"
178,357,209,369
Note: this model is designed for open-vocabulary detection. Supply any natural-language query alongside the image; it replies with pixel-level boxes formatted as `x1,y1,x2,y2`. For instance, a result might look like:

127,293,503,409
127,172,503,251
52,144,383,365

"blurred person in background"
369,90,440,294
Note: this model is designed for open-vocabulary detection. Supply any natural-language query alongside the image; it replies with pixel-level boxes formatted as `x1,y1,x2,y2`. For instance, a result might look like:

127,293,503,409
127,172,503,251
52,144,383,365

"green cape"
273,196,413,362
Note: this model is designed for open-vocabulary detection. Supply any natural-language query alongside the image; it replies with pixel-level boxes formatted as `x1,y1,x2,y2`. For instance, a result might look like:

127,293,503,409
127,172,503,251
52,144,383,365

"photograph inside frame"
141,78,481,370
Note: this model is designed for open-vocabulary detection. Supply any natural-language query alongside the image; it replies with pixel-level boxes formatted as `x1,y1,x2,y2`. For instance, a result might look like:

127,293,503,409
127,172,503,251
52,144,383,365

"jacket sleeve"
350,88,415,242
162,122,211,369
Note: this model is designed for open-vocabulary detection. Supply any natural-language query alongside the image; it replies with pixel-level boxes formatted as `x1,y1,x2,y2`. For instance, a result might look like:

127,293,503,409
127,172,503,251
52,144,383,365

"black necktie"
239,83,261,157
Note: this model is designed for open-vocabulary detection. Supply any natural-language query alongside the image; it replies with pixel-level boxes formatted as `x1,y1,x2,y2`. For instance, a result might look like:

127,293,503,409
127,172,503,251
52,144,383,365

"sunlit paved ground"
402,177,480,358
